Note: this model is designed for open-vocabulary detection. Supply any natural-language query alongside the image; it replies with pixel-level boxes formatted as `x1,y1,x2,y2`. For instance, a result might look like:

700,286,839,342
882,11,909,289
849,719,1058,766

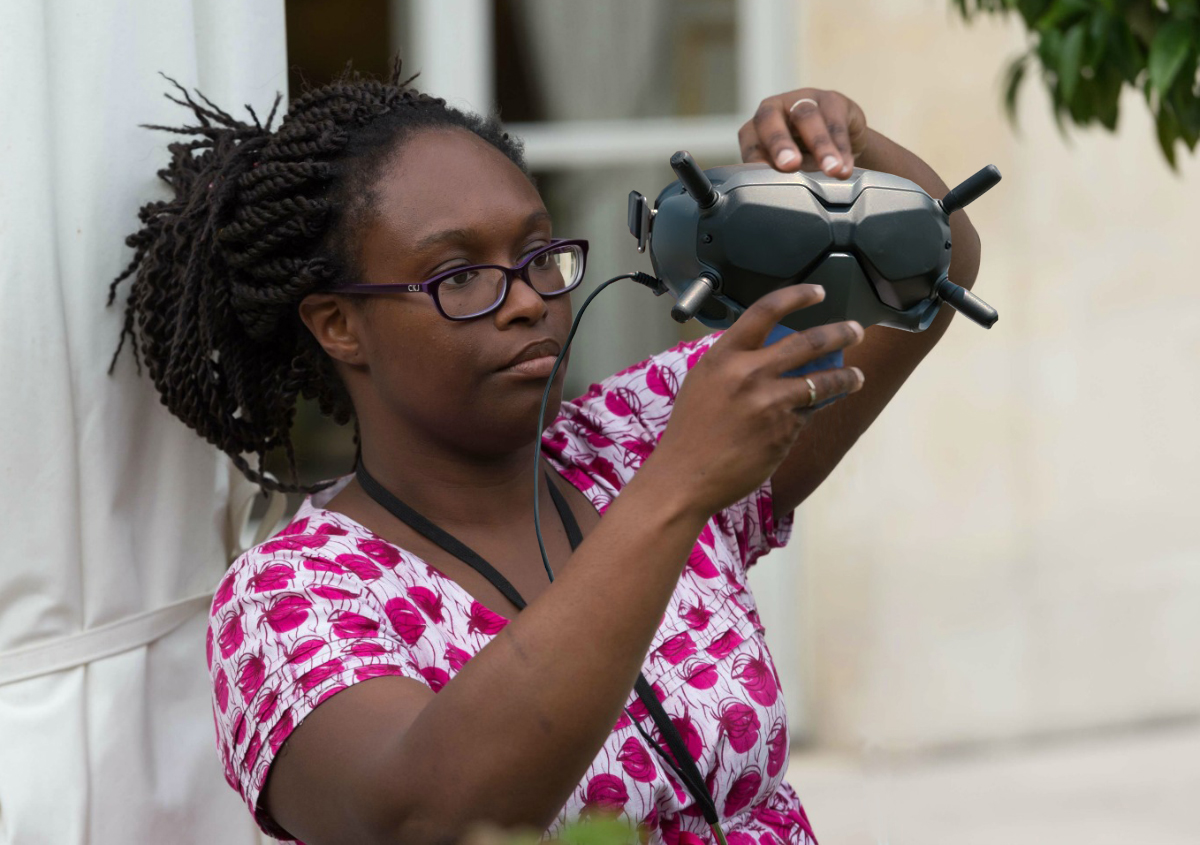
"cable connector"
631,271,667,295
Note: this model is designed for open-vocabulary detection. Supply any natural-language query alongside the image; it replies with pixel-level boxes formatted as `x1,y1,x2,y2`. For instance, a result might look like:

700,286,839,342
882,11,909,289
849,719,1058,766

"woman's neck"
350,425,546,532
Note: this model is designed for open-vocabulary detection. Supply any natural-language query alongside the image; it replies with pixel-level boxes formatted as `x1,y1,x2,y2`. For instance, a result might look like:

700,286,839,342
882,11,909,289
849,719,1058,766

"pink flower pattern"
208,335,813,844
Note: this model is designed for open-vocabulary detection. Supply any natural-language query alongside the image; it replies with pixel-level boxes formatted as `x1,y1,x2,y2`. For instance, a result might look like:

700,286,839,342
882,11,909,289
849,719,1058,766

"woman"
112,67,980,844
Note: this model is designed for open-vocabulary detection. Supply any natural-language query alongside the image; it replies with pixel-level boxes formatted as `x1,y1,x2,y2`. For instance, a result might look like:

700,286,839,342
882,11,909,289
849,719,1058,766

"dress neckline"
292,448,615,621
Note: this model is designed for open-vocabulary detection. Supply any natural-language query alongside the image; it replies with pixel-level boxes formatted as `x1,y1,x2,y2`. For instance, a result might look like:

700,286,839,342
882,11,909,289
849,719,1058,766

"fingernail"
821,154,841,173
777,149,799,167
852,366,865,387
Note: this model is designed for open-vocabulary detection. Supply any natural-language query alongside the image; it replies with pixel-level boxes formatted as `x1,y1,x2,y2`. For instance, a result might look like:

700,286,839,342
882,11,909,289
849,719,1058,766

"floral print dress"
208,333,817,844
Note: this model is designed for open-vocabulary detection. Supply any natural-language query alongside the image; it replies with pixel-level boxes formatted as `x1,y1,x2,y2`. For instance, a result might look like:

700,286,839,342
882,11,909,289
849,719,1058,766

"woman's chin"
453,404,566,456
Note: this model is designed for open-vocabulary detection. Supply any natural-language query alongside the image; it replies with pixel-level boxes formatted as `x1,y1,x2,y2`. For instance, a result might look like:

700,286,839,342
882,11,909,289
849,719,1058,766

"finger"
847,100,870,157
753,99,803,171
718,284,826,351
738,123,770,164
761,320,865,376
787,95,844,177
816,96,855,177
744,146,770,164
781,366,865,411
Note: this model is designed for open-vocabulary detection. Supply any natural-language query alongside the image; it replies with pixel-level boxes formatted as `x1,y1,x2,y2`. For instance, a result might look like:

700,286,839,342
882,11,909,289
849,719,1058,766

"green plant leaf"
1157,104,1182,169
1169,66,1200,143
1038,25,1064,69
1095,63,1124,129
1148,19,1195,96
1165,0,1200,19
557,817,639,845
1087,11,1111,67
1004,53,1031,125
1110,19,1146,83
1060,22,1088,104
955,0,1199,167
1016,0,1053,27
1036,0,1089,31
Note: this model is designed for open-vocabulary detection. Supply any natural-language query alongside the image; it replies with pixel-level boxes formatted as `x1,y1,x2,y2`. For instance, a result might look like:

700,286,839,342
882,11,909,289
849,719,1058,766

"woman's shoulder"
220,492,377,578
211,480,452,627
206,482,474,831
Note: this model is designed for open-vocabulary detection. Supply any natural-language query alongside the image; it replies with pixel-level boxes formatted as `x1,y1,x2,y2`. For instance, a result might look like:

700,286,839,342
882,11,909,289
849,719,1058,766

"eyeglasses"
336,238,589,320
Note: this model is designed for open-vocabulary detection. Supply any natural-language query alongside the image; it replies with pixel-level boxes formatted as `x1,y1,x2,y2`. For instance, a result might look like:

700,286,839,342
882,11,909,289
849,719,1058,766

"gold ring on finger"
789,97,819,113
804,377,818,407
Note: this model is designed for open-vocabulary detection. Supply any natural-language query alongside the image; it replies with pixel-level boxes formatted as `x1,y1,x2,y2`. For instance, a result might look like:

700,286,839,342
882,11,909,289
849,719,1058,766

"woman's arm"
260,286,863,844
264,466,710,844
737,90,982,517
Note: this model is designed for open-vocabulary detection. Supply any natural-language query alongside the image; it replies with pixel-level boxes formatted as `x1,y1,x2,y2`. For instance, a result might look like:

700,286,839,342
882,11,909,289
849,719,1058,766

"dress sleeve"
566,333,720,445
718,473,794,571
566,332,795,568
207,536,432,839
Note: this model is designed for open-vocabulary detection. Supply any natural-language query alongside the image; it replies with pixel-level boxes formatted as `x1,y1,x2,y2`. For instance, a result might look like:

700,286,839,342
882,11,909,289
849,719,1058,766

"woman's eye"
529,251,553,269
444,269,477,287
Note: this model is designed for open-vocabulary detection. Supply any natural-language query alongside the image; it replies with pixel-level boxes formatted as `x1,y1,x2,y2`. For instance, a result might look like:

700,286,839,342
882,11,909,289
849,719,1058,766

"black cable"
533,272,657,581
531,272,728,842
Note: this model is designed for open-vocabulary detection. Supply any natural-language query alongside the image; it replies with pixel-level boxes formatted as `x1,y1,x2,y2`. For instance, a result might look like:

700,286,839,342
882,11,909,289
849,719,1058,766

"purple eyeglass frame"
336,238,590,321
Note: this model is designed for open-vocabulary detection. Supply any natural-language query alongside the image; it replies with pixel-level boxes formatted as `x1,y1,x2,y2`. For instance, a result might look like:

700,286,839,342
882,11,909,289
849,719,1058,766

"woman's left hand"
737,88,869,180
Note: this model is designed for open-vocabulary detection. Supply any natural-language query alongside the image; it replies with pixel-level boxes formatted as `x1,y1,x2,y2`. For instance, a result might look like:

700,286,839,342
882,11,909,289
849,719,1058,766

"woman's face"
332,127,573,456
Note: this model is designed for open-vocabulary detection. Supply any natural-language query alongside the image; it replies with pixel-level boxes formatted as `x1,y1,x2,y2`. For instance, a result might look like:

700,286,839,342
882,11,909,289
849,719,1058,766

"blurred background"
278,0,1200,841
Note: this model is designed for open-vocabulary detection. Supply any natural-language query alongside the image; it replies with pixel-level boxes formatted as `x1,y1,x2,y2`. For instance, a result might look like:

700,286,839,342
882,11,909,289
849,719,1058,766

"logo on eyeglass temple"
407,285,421,292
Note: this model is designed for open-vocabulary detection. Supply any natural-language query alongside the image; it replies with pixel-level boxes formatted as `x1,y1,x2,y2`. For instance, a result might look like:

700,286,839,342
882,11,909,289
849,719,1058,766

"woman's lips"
499,355,558,377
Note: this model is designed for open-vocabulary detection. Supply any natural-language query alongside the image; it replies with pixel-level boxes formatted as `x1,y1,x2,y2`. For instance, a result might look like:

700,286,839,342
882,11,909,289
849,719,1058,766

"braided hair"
109,63,528,492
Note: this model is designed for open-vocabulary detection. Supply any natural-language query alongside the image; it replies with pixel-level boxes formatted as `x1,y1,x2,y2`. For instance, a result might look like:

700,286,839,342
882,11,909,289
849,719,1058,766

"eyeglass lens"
437,244,584,318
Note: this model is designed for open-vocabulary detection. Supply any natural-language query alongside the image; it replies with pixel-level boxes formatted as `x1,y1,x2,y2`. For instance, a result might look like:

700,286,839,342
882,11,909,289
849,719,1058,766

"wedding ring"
804,377,818,408
789,97,819,113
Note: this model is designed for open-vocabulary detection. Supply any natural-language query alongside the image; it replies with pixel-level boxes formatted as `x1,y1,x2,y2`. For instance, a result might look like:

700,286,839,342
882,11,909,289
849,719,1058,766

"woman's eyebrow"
412,210,552,253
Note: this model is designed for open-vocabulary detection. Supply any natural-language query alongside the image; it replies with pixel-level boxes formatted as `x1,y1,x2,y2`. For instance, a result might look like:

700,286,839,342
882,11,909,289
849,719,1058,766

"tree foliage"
952,0,1200,167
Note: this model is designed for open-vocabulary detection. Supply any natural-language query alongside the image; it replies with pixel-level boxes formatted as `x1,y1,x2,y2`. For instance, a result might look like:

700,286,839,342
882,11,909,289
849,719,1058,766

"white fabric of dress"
0,2,286,842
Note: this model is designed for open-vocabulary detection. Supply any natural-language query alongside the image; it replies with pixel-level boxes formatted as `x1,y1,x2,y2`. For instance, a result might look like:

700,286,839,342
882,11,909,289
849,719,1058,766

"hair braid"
109,63,527,492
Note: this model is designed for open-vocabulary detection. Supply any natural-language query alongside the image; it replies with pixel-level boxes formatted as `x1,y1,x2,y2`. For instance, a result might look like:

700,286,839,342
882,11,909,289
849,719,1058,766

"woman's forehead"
371,128,546,246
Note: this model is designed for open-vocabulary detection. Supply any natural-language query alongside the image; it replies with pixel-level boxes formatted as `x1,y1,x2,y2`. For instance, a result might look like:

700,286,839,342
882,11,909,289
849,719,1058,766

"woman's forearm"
386,461,709,840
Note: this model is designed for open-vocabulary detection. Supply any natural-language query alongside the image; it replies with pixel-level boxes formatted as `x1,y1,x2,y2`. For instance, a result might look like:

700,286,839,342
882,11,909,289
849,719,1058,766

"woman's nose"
494,274,548,325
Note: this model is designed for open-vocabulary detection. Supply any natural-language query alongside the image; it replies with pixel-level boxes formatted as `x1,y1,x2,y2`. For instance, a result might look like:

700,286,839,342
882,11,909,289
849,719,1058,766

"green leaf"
1095,64,1124,129
1156,104,1181,169
1035,0,1089,31
1110,20,1146,83
1038,25,1064,69
1148,19,1195,96
1004,54,1031,125
1060,22,1088,104
557,818,638,845
1087,11,1111,68
1067,76,1093,123
1016,0,1052,27
957,0,1200,167
1165,0,1200,19
1169,66,1200,143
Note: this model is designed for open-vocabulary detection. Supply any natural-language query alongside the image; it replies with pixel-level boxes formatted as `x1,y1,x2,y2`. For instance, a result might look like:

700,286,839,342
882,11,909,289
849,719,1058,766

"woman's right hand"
648,283,865,519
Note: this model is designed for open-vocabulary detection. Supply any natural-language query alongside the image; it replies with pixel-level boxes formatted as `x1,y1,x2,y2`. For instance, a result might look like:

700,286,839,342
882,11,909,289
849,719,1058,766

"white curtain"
0,1,285,842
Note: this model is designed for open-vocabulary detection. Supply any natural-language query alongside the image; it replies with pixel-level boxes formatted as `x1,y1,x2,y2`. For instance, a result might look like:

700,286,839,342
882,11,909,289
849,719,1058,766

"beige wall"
787,0,1200,750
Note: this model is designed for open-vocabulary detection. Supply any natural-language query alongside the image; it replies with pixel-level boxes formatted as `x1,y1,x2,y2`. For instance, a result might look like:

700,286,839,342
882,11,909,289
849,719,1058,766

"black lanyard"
356,463,728,843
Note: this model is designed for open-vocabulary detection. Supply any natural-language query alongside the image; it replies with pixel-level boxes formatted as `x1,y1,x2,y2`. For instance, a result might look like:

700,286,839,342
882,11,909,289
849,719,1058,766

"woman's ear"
298,294,364,366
